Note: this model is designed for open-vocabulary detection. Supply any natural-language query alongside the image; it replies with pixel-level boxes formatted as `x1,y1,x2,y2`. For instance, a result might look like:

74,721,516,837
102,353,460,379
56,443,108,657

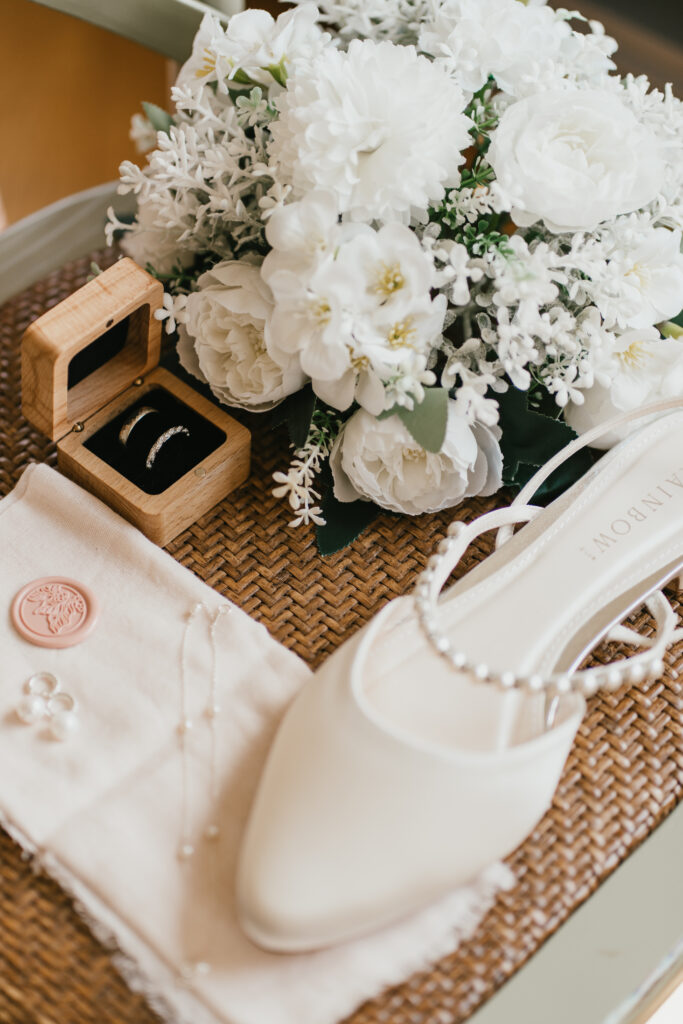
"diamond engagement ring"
145,426,191,470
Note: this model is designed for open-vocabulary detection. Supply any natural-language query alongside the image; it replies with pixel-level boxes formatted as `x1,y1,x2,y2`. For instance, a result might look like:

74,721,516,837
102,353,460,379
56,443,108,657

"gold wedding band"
119,406,158,446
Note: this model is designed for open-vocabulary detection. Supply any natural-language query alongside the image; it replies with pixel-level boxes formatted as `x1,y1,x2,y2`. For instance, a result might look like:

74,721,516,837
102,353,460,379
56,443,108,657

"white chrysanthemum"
330,404,503,515
268,39,471,223
181,262,305,411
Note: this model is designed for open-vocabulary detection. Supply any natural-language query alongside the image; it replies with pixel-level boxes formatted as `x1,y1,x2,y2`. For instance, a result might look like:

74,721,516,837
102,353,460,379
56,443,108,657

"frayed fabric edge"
0,804,514,1024
0,807,221,1024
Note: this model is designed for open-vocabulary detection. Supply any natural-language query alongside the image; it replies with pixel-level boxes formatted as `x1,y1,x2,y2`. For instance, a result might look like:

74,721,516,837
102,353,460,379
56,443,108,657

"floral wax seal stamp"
11,577,99,648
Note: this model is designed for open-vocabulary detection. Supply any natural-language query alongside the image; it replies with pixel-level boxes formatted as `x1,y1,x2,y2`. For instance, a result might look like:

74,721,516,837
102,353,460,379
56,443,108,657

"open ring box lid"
21,258,251,546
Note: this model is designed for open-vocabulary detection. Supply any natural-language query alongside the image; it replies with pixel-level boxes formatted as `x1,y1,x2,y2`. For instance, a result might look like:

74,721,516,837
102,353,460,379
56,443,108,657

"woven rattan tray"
1,250,681,1024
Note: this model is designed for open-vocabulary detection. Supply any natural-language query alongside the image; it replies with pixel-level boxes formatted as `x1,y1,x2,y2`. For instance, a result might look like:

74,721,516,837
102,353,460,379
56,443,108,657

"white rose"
330,403,503,515
565,328,683,447
488,89,666,233
182,261,305,411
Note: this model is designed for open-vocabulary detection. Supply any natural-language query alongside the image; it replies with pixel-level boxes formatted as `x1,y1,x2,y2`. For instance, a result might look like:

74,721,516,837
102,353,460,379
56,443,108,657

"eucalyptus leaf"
142,101,174,135
381,388,449,453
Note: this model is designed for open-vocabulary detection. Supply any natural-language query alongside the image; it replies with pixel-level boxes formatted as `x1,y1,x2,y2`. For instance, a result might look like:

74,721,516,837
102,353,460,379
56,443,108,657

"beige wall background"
0,0,168,224
0,0,681,227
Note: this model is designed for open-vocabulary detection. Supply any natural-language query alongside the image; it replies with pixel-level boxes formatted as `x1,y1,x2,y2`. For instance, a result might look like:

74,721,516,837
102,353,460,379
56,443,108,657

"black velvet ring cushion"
85,387,226,495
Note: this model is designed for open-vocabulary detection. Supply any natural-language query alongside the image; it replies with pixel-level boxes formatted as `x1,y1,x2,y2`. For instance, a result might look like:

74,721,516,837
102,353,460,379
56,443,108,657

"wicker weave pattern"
0,251,681,1024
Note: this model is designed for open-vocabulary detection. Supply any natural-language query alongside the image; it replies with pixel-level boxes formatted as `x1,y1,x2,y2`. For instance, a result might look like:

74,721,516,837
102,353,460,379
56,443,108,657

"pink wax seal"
11,577,99,648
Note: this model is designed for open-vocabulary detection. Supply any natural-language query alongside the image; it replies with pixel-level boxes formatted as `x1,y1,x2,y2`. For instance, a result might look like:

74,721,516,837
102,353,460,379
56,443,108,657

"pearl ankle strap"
414,398,683,694
414,508,677,696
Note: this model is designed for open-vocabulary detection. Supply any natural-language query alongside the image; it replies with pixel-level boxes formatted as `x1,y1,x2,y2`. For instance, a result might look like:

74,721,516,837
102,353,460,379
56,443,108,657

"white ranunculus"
330,403,503,515
268,38,471,224
182,262,305,411
177,5,326,91
488,89,666,234
565,328,683,447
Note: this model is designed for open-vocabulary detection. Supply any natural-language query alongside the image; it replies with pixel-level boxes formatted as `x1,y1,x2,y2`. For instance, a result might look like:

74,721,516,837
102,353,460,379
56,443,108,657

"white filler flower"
330,403,503,514
488,89,666,233
565,329,683,447
182,262,305,411
420,0,573,97
269,38,471,223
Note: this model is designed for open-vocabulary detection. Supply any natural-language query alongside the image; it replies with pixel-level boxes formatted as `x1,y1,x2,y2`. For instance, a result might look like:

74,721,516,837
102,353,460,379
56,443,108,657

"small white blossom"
155,292,188,334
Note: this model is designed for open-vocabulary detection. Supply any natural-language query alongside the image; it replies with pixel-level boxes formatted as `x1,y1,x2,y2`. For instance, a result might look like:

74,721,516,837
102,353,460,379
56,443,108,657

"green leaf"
380,388,449,453
271,387,317,448
316,489,379,555
266,60,287,86
497,387,595,501
142,101,174,135
661,309,683,338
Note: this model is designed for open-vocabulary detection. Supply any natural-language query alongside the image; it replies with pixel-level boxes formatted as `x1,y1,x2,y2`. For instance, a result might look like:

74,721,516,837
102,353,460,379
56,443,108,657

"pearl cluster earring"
15,672,79,741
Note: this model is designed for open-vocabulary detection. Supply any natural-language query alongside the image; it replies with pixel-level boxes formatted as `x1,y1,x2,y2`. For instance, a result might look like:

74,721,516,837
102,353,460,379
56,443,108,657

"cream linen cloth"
0,464,511,1024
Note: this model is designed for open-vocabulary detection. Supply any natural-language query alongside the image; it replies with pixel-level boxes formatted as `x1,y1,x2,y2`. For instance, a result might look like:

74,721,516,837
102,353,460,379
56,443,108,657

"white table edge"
469,799,683,1024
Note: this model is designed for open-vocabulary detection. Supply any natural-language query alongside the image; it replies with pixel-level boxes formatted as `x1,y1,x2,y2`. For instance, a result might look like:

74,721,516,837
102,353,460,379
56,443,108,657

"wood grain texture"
58,366,251,546
22,258,251,546
0,0,168,223
21,258,163,440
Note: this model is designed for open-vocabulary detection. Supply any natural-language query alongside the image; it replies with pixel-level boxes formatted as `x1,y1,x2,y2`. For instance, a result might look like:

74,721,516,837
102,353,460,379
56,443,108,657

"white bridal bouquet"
110,0,683,552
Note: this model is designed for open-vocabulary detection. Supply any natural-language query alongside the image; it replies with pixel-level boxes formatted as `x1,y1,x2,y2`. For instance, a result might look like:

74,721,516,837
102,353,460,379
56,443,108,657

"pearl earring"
15,672,79,741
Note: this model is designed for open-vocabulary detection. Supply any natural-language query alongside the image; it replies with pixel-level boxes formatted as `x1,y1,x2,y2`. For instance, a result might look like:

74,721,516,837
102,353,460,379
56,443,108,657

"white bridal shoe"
236,399,683,953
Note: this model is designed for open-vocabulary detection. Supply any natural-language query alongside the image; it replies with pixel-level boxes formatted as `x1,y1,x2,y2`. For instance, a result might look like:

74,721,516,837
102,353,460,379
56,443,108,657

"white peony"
330,403,503,515
176,5,326,92
488,89,666,233
268,38,471,223
181,262,305,411
262,212,445,414
565,328,683,447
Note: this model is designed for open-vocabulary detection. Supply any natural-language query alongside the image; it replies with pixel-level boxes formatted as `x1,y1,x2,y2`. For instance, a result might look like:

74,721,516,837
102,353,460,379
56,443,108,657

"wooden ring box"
21,258,251,546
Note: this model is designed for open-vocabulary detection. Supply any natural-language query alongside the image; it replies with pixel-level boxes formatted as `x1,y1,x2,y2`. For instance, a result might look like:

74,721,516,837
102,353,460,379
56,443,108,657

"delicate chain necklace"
177,601,230,980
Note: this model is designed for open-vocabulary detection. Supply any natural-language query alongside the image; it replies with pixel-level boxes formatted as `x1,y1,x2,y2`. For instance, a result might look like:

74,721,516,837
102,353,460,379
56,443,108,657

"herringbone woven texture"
0,250,681,1024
